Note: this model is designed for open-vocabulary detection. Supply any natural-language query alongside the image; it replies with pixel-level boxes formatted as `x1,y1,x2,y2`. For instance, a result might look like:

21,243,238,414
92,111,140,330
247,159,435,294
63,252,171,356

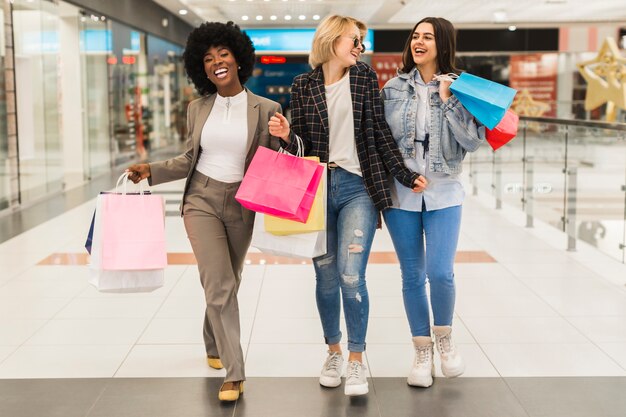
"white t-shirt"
195,90,248,183
326,72,361,176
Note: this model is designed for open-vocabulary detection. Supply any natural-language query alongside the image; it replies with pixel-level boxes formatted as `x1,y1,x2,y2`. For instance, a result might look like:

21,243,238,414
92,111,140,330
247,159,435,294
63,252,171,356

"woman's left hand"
436,75,452,103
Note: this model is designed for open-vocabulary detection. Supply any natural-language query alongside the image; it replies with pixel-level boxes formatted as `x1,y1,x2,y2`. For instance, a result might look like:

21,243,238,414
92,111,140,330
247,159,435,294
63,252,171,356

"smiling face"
203,45,242,94
331,23,363,69
410,22,437,70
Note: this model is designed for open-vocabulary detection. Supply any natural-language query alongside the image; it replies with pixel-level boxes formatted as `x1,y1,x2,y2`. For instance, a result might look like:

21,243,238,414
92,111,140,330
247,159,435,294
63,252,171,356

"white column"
59,14,85,188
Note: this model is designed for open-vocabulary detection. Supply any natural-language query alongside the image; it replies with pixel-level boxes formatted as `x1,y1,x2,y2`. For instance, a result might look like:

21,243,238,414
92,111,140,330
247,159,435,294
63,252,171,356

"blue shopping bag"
85,211,96,254
449,73,517,130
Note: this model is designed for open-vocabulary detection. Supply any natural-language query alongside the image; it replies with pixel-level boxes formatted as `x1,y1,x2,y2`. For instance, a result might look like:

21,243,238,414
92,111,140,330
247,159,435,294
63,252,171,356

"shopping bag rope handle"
278,134,304,157
433,73,459,83
115,172,147,195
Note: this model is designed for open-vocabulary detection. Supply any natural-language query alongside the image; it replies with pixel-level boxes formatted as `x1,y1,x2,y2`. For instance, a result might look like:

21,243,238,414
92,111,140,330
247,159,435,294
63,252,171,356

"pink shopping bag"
235,146,324,223
100,193,167,270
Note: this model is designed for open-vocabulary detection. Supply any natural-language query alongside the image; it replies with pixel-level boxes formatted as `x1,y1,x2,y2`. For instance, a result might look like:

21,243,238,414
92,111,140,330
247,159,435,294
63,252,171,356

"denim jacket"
381,68,485,174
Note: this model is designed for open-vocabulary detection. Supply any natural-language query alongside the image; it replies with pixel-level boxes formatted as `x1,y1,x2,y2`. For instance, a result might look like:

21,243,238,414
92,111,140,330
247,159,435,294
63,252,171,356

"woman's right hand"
412,174,428,193
268,112,291,142
126,164,151,184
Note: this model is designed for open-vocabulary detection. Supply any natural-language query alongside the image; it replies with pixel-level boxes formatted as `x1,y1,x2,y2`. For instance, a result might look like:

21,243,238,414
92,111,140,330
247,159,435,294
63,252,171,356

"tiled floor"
1,171,626,416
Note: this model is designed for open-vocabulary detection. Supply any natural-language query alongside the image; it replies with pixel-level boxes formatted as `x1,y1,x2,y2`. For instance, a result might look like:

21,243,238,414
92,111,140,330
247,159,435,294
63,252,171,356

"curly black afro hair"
183,21,255,96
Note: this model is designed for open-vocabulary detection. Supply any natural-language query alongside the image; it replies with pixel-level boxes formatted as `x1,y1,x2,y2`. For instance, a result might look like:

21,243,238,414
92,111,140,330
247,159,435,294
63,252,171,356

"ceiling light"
270,15,277,20
242,15,249,20
178,9,188,15
313,15,320,20
508,25,517,31
284,15,292,20
493,11,508,22
298,15,306,20
256,15,263,20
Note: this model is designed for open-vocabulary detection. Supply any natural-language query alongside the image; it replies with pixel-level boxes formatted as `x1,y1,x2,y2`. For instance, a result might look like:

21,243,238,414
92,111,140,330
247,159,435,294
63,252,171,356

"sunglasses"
342,36,365,52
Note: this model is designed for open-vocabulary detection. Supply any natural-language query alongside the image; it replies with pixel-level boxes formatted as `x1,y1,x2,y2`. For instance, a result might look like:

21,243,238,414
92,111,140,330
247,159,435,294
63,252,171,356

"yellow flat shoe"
218,381,244,402
207,356,223,370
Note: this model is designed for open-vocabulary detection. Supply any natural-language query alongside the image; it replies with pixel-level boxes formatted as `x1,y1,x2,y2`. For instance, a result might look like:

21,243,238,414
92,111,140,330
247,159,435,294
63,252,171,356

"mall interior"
0,0,625,416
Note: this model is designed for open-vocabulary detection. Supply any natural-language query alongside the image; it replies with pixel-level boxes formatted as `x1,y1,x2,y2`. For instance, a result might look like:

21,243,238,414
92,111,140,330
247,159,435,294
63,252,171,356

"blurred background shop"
0,0,625,263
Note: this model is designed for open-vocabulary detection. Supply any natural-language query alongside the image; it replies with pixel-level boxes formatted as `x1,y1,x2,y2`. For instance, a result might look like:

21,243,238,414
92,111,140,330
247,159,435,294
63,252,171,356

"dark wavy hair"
183,21,255,96
400,17,460,75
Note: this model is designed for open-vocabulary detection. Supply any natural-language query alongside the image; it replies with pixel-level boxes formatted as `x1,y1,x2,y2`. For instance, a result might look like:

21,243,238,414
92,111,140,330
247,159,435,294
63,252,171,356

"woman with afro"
127,21,282,401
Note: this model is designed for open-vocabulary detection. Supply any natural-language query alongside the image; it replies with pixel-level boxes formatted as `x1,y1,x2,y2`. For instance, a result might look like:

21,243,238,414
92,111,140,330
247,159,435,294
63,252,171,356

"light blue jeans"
314,167,378,353
383,205,462,337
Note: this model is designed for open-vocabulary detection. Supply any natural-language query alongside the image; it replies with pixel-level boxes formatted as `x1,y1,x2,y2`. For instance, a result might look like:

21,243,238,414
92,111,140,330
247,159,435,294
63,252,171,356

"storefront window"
79,13,111,178
108,20,147,163
146,35,185,150
13,0,63,204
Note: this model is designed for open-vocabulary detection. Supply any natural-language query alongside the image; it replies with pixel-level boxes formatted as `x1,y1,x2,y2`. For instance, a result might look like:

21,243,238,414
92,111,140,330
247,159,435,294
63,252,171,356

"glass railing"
468,116,626,263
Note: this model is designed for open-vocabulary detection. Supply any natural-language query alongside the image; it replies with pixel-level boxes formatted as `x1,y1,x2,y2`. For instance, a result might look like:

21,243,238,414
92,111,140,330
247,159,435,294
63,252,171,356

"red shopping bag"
485,109,519,151
235,146,323,223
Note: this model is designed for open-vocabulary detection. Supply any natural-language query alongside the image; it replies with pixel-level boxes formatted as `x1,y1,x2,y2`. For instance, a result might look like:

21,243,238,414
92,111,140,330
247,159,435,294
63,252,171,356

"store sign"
22,31,59,53
509,54,558,117
246,29,374,52
371,54,403,88
80,29,112,53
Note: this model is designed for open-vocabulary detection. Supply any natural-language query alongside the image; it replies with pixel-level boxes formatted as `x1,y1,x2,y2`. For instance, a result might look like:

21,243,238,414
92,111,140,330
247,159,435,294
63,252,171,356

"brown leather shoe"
218,381,244,402
207,355,224,370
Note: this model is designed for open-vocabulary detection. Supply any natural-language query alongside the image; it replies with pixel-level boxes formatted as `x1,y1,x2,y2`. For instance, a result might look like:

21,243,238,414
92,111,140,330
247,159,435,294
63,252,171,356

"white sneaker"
319,351,344,388
408,336,434,387
344,360,369,396
433,325,465,378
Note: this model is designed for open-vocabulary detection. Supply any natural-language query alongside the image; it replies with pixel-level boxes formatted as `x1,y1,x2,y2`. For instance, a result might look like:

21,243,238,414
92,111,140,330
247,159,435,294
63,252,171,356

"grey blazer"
149,88,282,222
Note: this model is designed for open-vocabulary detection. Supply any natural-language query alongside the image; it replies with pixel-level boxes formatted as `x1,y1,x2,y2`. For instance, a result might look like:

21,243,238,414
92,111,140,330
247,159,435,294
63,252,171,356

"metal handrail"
470,115,626,262
519,116,626,131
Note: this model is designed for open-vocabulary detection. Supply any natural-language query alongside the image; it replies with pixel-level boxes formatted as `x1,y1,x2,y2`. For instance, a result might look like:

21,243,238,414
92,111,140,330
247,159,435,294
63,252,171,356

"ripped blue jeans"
313,166,377,353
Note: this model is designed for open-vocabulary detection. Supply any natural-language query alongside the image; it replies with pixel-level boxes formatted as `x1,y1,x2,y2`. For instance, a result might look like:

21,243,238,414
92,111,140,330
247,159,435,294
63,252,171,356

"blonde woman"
269,15,427,396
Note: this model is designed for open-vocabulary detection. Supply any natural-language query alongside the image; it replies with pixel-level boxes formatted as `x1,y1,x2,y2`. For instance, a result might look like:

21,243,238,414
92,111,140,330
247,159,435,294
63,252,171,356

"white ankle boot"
407,336,434,387
433,325,465,377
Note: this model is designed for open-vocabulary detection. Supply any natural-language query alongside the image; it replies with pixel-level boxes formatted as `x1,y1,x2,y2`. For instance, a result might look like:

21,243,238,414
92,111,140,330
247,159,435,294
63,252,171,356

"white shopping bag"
88,268,165,293
251,212,327,259
88,175,165,293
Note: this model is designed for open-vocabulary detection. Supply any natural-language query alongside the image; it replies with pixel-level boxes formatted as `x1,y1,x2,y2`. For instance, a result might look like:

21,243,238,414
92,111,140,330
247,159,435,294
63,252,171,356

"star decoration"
512,89,551,117
577,37,626,121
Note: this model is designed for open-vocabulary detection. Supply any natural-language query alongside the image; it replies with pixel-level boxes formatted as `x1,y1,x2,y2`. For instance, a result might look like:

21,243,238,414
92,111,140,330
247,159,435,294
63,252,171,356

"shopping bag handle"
278,134,304,157
115,172,147,195
433,73,459,83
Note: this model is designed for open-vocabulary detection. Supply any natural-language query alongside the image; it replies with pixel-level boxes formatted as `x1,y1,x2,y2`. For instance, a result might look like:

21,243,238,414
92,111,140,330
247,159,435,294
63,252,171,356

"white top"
326,72,361,176
195,90,248,183
391,70,464,211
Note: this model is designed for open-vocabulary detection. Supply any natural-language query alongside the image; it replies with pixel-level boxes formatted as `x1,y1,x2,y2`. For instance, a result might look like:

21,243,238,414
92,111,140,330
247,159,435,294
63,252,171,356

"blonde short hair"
309,15,367,69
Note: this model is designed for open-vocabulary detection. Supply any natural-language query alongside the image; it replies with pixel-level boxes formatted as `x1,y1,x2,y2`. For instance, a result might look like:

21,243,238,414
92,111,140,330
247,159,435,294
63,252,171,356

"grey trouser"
183,170,253,382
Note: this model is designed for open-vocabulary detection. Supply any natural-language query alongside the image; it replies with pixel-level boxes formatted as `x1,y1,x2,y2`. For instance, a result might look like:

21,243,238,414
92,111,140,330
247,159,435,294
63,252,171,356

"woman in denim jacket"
381,17,485,388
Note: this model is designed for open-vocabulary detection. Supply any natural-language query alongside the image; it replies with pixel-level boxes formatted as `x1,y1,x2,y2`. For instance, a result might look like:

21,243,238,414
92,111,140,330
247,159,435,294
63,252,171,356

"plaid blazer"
282,61,419,211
